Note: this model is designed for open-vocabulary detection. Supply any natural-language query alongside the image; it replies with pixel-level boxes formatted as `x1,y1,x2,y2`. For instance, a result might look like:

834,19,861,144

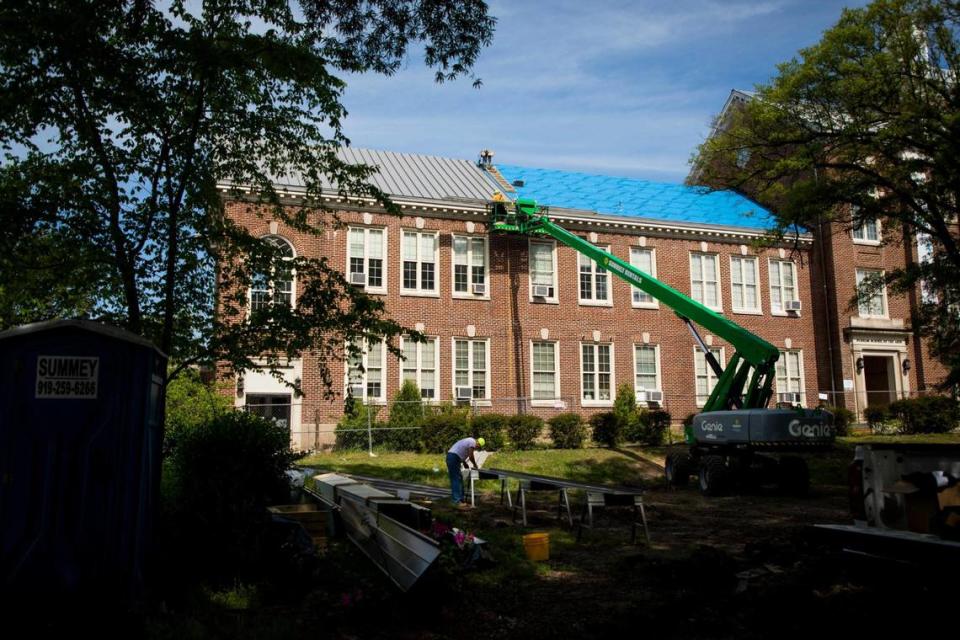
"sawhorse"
576,492,650,544
511,480,574,527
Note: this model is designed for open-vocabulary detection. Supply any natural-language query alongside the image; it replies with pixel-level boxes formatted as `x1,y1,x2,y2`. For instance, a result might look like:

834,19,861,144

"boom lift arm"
490,197,781,413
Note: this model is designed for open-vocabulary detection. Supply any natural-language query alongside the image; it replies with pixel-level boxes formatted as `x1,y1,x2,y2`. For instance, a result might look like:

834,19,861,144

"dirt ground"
135,451,956,640
203,456,951,640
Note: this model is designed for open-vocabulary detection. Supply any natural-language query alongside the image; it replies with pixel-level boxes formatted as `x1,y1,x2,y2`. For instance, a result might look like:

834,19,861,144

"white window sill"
581,400,614,408
858,314,889,320
458,399,491,407
771,310,802,318
364,288,388,296
358,398,387,406
531,399,561,408
578,300,613,307
852,239,882,247
732,308,763,316
530,298,560,305
632,302,660,309
400,290,440,298
452,293,491,301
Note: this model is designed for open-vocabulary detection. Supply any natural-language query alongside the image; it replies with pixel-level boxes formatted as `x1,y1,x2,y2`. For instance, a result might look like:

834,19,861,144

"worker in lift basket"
447,436,485,508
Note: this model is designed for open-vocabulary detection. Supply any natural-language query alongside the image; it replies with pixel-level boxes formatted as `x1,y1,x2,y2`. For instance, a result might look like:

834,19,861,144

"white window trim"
694,346,726,408
579,342,615,407
344,339,387,404
528,238,559,304
729,255,762,315
399,336,440,400
856,268,889,319
775,349,807,406
768,258,799,317
690,252,723,312
577,243,613,307
451,234,490,300
529,340,561,408
632,344,662,406
451,337,491,404
248,235,297,315
851,217,882,246
629,247,659,309
347,226,388,295
399,229,440,297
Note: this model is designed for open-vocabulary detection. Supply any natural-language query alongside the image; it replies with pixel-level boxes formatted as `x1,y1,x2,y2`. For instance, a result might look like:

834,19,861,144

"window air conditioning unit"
636,390,664,403
778,392,802,404
785,300,802,312
532,284,552,298
349,272,366,286
472,283,487,295
455,386,473,401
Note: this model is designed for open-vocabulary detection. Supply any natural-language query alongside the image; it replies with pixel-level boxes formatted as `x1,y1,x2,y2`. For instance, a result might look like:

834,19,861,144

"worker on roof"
447,436,485,508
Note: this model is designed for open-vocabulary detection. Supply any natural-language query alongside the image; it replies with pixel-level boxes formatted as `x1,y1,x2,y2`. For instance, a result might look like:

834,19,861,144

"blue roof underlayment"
495,165,776,231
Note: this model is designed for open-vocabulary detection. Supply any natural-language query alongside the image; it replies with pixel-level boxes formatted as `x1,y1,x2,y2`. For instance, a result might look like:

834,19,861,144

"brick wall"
222,198,827,445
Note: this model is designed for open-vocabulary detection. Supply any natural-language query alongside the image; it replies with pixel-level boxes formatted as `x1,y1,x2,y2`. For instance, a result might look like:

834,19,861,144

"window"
776,350,805,404
581,343,613,405
452,235,488,297
531,341,559,403
729,256,760,313
348,227,386,292
346,339,386,402
401,230,438,295
694,347,724,407
852,214,880,244
529,239,557,301
856,268,888,317
633,345,660,392
250,236,295,312
453,338,489,400
578,243,611,305
629,247,657,307
690,253,721,310
769,259,798,314
400,336,439,399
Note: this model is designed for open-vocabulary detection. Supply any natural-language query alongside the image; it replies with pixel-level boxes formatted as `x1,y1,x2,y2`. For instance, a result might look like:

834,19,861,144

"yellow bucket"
522,533,550,561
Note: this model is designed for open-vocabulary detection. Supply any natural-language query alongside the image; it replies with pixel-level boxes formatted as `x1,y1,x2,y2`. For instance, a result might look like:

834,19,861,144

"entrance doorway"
245,393,292,428
862,355,896,408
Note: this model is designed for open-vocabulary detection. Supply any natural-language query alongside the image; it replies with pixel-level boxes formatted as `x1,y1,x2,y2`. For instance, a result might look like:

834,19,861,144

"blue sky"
340,0,869,183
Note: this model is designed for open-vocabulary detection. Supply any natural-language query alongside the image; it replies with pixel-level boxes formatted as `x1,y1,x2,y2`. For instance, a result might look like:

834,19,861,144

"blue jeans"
446,452,464,504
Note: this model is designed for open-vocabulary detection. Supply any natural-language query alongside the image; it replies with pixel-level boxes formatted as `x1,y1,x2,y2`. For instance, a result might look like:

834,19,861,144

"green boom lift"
491,197,834,496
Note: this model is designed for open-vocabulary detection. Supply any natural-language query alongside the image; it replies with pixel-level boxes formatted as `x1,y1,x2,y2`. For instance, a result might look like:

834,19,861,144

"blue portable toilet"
0,319,166,598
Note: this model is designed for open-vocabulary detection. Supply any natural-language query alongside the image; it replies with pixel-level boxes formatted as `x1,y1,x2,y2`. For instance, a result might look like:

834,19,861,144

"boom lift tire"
665,452,693,487
698,455,731,496
777,456,809,496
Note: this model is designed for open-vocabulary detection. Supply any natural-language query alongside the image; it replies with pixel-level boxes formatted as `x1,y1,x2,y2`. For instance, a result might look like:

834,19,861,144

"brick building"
222,147,879,450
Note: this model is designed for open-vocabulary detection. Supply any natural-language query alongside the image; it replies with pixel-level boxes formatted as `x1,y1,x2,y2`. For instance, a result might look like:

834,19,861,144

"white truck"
815,443,960,564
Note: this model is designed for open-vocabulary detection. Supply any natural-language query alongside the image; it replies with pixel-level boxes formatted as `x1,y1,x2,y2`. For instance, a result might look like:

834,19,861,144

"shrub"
164,368,232,449
165,410,297,582
334,403,383,450
889,396,960,435
471,413,509,450
826,405,855,437
613,383,642,442
420,407,471,453
386,380,424,451
863,406,890,433
590,411,622,448
637,409,671,445
507,414,544,450
547,412,586,449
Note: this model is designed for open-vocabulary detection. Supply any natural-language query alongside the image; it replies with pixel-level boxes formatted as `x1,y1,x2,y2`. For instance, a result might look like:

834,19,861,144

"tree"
691,0,960,388
0,0,495,389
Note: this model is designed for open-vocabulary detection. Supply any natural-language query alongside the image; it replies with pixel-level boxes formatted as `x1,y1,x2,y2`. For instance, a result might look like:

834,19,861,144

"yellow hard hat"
476,437,486,448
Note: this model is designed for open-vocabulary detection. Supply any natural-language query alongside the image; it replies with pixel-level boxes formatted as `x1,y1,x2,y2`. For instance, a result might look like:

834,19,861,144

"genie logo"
700,422,724,432
788,420,834,438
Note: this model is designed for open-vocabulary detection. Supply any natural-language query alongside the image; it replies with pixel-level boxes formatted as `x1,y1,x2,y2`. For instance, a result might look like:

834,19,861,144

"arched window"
251,236,295,311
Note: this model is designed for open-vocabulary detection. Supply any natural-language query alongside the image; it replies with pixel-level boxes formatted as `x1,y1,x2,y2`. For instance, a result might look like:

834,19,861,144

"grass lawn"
297,446,664,489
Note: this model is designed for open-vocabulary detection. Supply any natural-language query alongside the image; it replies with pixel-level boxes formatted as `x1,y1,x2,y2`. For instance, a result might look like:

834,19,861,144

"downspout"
814,167,839,406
